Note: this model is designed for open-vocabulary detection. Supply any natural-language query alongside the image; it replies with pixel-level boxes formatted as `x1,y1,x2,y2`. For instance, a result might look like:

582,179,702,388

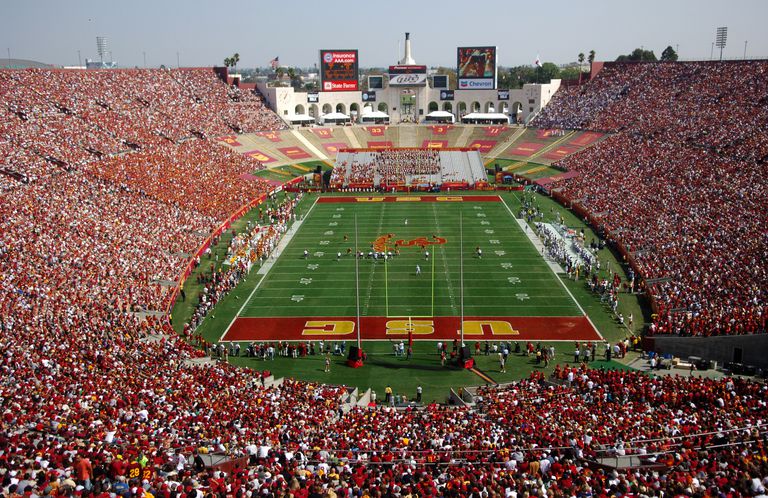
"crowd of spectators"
535,61,768,164
2,64,768,498
531,61,767,337
183,195,301,335
331,150,441,187
88,139,271,220
374,149,440,185
1,68,287,191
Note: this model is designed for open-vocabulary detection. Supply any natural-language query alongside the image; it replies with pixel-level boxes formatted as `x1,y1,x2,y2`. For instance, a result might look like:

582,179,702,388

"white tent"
320,112,351,125
460,112,509,124
287,114,316,124
360,110,390,124
424,110,455,124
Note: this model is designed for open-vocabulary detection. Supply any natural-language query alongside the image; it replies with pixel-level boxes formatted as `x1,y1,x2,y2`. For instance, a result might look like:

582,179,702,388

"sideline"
218,196,320,342
498,195,604,341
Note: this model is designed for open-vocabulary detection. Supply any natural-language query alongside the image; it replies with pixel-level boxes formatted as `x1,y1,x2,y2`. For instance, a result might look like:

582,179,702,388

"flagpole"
355,213,361,348
460,210,464,347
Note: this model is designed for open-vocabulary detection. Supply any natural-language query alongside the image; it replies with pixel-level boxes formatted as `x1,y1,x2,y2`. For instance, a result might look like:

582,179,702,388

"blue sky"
2,0,766,68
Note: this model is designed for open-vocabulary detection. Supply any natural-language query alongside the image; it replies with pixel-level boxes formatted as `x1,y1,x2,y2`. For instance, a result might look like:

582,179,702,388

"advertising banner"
457,46,497,90
497,90,510,100
388,65,427,74
361,91,377,102
389,73,428,86
320,49,359,92
439,89,455,101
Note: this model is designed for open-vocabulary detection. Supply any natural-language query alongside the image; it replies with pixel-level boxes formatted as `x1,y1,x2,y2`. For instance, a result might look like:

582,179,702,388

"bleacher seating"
532,61,768,337
331,148,483,188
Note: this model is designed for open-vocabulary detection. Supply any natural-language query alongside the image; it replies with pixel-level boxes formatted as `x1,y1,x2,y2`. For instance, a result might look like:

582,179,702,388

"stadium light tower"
715,27,727,61
96,36,108,63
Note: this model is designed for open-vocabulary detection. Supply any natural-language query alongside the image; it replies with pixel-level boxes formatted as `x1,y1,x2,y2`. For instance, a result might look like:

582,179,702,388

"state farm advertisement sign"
320,49,359,92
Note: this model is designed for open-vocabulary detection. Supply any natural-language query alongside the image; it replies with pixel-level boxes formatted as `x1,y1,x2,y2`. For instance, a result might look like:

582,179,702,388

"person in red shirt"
73,455,94,490
110,455,127,480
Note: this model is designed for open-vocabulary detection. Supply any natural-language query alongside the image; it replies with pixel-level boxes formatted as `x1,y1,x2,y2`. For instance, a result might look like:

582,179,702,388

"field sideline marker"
218,195,320,342
498,196,604,341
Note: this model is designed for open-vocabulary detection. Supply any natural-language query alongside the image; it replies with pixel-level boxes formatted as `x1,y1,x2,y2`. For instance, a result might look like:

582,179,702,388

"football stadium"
2,3,768,496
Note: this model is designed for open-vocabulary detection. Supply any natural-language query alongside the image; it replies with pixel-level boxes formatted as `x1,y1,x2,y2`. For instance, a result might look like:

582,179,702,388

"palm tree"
232,53,240,75
578,52,585,84
588,50,596,65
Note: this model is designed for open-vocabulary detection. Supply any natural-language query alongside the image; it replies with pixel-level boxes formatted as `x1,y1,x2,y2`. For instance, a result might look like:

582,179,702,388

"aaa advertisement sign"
320,49,359,92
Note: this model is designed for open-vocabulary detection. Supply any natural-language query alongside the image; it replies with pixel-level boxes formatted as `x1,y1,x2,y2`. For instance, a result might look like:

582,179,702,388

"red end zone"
223,316,600,342
317,195,501,203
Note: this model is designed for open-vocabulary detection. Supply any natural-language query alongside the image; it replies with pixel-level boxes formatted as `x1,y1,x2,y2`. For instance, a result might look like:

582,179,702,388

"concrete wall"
650,335,768,369
258,79,562,125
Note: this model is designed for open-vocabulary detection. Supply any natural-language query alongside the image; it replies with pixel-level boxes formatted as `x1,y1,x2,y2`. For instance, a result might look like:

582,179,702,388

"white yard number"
300,278,312,285
291,295,305,302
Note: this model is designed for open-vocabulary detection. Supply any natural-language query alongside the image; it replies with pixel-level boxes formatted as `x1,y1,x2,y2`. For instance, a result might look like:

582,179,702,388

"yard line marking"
218,196,320,342
363,204,386,316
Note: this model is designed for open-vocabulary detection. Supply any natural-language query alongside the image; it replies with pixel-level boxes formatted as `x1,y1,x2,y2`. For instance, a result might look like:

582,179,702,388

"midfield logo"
372,233,447,252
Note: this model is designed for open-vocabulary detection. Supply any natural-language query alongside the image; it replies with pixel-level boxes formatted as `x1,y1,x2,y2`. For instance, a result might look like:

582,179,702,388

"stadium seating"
331,148,485,188
1,64,768,498
532,61,768,337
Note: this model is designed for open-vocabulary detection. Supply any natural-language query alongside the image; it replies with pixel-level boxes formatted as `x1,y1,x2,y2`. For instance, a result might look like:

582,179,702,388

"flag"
270,57,279,69
534,55,542,67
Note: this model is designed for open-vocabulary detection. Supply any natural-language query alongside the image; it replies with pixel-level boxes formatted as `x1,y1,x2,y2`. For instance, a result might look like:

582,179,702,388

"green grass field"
254,161,333,182
238,196,582,319
177,191,645,402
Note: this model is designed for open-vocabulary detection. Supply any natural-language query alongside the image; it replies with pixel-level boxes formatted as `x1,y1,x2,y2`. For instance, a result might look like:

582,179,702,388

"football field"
222,194,600,343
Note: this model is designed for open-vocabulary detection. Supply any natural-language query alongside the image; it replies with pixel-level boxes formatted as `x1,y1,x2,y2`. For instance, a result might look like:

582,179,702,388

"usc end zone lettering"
300,320,519,337
386,320,434,335
385,320,518,336
436,196,463,202
302,321,355,335
355,197,384,202
463,320,520,336
223,315,600,342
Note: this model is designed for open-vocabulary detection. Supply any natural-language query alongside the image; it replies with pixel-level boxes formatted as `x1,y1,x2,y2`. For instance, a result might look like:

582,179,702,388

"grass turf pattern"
238,196,581,321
